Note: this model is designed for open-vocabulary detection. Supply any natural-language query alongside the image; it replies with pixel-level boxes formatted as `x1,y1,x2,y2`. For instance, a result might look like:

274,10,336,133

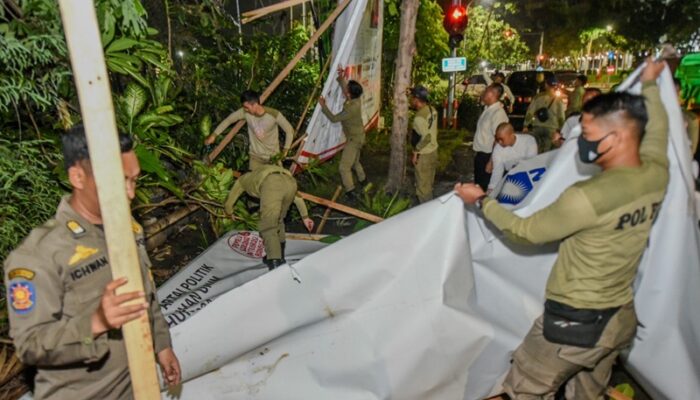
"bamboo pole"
57,1,160,398
207,0,352,163
316,186,342,233
298,191,383,223
242,0,310,24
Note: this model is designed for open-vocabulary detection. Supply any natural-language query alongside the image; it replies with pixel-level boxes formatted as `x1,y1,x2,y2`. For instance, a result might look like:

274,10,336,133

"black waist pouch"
410,129,421,148
543,300,619,348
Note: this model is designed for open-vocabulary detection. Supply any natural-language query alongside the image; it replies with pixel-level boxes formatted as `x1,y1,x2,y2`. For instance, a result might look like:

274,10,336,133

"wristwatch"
475,195,487,210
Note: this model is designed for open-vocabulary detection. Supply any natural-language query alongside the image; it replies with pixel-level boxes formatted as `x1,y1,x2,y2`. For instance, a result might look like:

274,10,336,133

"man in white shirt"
473,84,510,191
487,122,538,192
483,71,515,112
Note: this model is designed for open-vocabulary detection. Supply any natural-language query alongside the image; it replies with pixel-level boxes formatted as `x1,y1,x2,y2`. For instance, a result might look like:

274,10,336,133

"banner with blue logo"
158,65,699,400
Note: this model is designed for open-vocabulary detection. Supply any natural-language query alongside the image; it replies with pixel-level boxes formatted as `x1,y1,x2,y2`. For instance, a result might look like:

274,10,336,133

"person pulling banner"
455,58,669,399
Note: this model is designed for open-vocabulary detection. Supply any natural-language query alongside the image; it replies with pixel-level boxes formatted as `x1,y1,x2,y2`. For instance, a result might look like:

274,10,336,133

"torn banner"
160,66,699,399
295,0,383,166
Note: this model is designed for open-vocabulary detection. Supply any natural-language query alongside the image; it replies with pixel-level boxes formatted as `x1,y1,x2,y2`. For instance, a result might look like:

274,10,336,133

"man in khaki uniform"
565,74,587,117
525,76,565,152
224,165,314,270
409,85,439,204
319,66,366,198
4,126,180,399
205,90,295,171
455,59,668,399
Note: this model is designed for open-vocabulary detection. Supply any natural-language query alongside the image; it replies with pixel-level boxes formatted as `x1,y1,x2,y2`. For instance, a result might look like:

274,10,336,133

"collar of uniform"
55,195,104,240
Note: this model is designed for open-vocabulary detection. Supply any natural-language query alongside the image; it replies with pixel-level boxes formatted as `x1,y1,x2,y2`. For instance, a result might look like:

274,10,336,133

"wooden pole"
315,185,343,233
298,191,383,223
242,0,310,24
207,0,353,163
57,1,160,398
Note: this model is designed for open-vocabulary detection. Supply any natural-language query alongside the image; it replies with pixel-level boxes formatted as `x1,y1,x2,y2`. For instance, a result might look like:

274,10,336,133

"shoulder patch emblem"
69,245,99,266
66,220,86,238
8,268,35,281
131,221,143,234
9,281,35,314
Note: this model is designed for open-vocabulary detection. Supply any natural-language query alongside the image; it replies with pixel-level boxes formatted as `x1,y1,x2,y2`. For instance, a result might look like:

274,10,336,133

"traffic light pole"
447,46,457,129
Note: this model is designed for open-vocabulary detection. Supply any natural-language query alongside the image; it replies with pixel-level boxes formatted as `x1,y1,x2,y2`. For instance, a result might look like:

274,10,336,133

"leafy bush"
0,139,65,260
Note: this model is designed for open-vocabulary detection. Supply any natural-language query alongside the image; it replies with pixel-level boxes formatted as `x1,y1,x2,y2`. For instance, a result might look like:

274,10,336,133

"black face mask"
577,133,614,164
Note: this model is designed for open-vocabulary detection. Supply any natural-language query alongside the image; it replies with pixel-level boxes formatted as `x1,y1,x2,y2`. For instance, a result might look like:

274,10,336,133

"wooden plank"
298,191,383,223
208,0,353,163
57,1,160,398
316,186,343,233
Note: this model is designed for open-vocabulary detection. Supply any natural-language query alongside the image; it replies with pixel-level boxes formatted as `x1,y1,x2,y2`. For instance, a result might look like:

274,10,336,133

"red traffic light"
443,4,468,35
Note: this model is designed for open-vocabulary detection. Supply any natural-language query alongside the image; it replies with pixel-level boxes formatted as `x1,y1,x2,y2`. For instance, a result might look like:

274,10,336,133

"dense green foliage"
461,3,530,72
0,0,328,260
0,140,66,257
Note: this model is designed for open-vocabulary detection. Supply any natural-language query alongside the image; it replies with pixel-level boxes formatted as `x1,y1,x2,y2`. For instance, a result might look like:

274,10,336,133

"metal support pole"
447,46,457,129
538,31,544,62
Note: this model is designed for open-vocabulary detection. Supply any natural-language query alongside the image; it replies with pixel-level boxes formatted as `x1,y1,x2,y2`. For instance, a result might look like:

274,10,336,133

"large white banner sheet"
160,66,699,399
296,0,383,166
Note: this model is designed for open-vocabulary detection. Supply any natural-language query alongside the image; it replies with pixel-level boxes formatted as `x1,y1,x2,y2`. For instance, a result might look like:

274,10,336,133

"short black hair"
240,90,260,105
493,72,506,80
582,92,648,137
577,74,588,85
62,124,134,170
347,80,363,99
489,83,504,98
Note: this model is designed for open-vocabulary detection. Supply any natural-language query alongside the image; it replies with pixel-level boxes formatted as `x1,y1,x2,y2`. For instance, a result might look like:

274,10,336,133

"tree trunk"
386,0,419,193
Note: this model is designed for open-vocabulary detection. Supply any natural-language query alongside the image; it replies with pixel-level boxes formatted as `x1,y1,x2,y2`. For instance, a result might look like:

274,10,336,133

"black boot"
280,241,286,264
345,188,360,202
264,258,285,271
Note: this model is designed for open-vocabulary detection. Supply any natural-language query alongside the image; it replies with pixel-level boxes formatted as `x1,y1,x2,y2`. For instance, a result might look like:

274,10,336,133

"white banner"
160,66,700,399
296,0,383,166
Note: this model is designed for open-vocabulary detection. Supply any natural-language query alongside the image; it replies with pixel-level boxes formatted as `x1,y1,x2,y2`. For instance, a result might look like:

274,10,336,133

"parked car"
506,70,556,131
462,74,488,98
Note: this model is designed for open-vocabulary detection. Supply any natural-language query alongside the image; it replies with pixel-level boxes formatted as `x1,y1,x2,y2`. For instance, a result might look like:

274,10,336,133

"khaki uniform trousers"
503,302,637,400
415,150,438,203
258,174,297,259
532,126,555,153
339,140,366,191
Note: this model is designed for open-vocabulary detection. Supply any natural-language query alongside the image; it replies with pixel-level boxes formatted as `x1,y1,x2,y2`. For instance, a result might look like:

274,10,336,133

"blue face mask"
577,132,614,163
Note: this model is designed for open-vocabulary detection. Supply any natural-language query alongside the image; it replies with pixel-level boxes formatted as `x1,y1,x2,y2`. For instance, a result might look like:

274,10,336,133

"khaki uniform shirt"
525,92,565,130
321,87,364,145
566,85,585,117
4,197,171,399
412,105,439,155
224,165,308,218
213,106,295,162
483,82,668,309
